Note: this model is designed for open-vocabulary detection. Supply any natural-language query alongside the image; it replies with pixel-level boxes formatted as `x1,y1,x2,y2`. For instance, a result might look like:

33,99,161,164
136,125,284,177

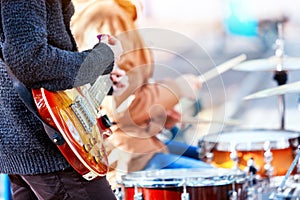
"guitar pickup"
70,96,96,133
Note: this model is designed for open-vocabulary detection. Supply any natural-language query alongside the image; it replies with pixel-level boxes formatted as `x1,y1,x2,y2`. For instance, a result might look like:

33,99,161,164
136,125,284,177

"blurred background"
131,0,300,145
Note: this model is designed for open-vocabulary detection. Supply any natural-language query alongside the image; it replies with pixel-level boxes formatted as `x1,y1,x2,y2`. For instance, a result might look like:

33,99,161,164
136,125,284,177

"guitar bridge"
70,96,96,133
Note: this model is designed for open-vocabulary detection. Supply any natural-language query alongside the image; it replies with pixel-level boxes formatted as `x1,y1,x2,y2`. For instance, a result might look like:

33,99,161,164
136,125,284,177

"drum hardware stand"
197,139,206,160
113,187,123,200
246,157,258,186
245,157,262,200
133,185,143,200
271,146,300,199
273,22,287,130
245,156,277,200
246,142,275,200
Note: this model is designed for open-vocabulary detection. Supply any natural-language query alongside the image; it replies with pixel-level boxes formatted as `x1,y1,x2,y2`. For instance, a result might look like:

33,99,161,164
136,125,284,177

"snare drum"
120,168,246,200
200,129,299,177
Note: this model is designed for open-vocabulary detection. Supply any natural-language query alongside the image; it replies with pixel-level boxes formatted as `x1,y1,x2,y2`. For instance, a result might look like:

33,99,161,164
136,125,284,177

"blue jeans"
143,140,213,170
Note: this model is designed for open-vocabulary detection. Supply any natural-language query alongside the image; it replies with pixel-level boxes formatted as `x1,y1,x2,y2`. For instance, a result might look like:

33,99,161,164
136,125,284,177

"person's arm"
116,80,181,126
1,0,114,91
115,74,201,136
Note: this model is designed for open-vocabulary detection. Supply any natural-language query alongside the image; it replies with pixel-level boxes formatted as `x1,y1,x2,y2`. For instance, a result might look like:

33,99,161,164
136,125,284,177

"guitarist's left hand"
98,34,123,61
110,67,128,96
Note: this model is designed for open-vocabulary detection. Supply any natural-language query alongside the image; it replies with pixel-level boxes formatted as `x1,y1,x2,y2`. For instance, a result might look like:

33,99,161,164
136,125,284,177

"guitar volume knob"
100,114,112,128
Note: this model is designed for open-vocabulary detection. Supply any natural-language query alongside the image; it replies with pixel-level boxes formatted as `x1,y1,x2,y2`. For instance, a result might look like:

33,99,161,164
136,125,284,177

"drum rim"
200,128,300,151
120,168,246,188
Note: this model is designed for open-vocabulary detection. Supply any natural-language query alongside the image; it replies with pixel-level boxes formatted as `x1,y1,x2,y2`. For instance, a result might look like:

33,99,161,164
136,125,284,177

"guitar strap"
4,64,65,146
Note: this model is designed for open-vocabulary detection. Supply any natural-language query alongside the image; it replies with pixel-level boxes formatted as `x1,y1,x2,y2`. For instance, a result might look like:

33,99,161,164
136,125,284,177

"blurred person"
71,0,212,188
0,0,127,199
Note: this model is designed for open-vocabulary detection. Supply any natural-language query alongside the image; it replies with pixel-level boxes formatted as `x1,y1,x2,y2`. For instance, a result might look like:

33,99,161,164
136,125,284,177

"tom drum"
200,129,299,177
120,168,247,200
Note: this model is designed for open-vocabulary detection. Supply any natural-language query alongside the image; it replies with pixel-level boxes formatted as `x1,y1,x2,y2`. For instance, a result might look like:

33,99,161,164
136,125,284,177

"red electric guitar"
32,74,113,180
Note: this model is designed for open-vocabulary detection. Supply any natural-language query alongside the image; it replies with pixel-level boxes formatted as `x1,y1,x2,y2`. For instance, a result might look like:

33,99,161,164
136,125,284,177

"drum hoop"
201,129,300,151
121,168,247,188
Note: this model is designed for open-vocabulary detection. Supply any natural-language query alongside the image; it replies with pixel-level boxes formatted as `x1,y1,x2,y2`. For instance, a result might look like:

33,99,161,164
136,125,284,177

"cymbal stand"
272,146,300,199
273,22,287,130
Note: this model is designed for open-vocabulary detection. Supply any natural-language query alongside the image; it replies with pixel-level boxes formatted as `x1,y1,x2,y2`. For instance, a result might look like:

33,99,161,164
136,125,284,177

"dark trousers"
8,167,117,200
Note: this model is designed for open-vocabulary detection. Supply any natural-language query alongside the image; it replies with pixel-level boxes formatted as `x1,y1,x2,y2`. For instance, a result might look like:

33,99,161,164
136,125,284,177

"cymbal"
233,56,300,71
244,81,300,100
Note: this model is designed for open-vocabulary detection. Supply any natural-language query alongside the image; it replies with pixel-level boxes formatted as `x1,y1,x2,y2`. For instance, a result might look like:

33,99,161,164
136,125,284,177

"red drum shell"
121,168,247,200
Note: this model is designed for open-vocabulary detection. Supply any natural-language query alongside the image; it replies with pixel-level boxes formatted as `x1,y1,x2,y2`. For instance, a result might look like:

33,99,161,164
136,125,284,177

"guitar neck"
89,74,112,109
75,74,112,116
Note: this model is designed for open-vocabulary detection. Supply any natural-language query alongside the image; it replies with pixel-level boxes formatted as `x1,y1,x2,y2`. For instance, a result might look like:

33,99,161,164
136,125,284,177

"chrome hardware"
181,180,190,200
114,187,123,200
264,141,274,177
133,185,143,200
230,144,239,170
71,96,96,133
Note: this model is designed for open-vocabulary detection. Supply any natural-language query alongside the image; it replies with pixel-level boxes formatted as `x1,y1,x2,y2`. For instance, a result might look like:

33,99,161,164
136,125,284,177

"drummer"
71,0,213,187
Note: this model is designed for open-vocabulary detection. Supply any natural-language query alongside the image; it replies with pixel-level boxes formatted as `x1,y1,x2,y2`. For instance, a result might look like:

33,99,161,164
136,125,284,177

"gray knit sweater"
0,0,114,174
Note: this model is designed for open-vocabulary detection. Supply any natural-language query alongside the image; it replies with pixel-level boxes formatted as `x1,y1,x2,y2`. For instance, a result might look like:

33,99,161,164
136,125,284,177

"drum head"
121,168,246,188
202,129,299,151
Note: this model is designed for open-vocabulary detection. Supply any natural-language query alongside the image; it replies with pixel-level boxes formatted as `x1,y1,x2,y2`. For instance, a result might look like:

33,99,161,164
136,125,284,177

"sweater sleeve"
1,0,114,91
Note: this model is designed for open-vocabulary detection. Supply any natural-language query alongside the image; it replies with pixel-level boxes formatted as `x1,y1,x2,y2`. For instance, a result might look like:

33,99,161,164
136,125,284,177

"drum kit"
115,22,300,200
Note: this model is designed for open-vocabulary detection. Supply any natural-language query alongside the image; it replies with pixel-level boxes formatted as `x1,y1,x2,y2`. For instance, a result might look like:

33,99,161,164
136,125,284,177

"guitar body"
32,81,111,180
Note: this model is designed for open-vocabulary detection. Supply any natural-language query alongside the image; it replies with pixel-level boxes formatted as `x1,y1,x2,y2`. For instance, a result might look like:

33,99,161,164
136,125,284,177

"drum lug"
181,193,190,200
181,184,190,200
230,146,239,170
198,139,214,162
264,141,274,177
228,182,241,200
134,185,143,200
205,152,214,163
229,191,238,200
134,193,143,200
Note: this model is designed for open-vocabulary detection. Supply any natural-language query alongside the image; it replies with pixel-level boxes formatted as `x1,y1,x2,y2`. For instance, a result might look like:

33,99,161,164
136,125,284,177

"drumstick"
181,117,240,126
198,54,247,83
